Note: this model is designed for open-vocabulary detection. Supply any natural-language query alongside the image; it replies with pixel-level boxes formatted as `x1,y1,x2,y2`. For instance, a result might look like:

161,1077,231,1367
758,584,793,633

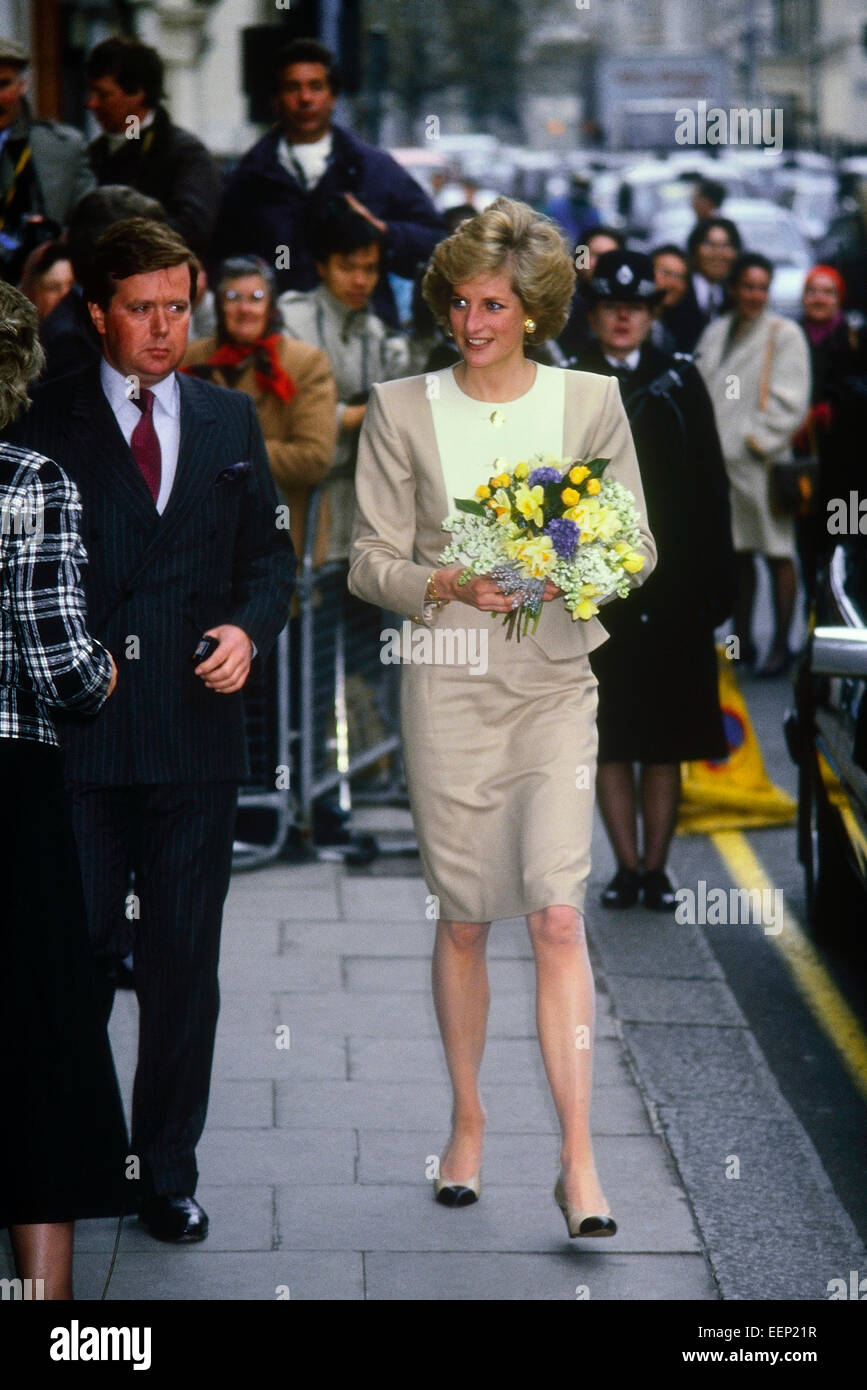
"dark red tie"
130,388,162,503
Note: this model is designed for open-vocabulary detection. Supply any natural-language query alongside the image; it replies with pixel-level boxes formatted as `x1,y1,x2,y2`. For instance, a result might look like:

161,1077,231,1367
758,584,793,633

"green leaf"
455,498,487,516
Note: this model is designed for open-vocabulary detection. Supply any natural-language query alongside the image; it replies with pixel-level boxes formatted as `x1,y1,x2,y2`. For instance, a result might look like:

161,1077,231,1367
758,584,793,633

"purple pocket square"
215,461,252,484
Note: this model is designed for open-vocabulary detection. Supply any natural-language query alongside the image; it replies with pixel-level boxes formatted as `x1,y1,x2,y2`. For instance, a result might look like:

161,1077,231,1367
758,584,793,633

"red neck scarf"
205,334,296,402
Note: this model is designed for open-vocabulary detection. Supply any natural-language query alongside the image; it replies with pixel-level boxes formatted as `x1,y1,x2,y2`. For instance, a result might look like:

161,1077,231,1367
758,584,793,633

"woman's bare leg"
431,919,491,1181
596,763,640,869
528,904,608,1213
9,1222,74,1300
640,763,682,873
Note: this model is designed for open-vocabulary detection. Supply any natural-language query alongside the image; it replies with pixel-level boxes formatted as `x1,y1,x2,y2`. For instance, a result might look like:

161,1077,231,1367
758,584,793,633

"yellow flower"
593,507,621,542
513,460,529,480
579,583,600,597
573,598,600,620
569,498,601,539
561,487,581,507
507,534,555,577
514,482,545,527
492,472,512,489
569,464,590,485
622,552,645,573
475,484,491,500
491,487,512,519
585,477,601,496
613,540,630,555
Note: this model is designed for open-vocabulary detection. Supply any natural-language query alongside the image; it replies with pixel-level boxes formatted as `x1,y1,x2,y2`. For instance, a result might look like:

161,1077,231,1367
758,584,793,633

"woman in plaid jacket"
0,283,129,1299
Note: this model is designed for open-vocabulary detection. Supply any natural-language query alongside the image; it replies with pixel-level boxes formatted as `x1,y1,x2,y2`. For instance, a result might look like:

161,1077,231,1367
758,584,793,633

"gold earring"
524,317,536,334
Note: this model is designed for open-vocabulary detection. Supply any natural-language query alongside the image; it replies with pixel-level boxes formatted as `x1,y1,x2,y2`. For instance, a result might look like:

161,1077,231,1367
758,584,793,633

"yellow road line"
711,829,867,1104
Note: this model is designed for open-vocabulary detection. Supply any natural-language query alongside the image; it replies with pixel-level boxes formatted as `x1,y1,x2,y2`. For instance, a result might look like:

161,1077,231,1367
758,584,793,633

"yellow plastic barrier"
677,648,797,833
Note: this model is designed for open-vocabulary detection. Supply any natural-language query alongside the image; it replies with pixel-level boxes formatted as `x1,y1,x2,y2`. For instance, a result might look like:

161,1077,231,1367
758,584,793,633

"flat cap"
0,38,29,68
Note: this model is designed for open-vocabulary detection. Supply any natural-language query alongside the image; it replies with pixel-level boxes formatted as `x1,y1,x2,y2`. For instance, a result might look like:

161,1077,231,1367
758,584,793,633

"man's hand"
194,624,254,693
343,192,387,236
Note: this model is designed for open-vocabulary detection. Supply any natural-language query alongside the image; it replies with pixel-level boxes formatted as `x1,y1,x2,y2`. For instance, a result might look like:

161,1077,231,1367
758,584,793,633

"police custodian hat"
582,249,665,307
0,38,29,68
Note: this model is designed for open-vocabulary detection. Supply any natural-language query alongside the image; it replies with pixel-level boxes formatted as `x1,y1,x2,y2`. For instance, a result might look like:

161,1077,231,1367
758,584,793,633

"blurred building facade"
6,0,867,157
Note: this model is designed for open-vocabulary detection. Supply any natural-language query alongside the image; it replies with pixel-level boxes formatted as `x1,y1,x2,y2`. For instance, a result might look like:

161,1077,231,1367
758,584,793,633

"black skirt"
0,738,131,1227
590,619,728,765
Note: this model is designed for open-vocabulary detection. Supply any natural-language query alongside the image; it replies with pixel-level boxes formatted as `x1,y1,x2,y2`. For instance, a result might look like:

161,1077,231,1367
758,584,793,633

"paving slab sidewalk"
3,814,862,1301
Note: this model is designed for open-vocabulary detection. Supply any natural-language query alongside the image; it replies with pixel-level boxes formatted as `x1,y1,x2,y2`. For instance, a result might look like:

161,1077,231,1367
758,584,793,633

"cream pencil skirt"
399,618,599,923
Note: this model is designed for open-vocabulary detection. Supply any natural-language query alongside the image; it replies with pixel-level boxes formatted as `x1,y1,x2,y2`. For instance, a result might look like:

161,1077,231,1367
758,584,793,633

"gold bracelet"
425,570,448,609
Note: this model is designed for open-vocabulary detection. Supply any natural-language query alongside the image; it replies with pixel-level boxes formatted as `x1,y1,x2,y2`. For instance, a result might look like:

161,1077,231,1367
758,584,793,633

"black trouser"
67,782,237,1199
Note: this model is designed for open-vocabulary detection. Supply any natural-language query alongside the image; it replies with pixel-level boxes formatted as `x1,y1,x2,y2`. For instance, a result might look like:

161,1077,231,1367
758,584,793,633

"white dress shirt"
692,272,725,316
277,132,332,189
604,348,641,372
100,357,181,515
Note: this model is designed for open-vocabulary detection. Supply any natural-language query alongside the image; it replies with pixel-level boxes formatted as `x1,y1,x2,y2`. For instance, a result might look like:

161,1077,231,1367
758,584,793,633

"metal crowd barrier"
296,480,414,859
233,623,294,870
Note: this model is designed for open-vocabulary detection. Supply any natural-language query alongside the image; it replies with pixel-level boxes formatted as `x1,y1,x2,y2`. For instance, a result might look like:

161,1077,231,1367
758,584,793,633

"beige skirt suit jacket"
348,364,656,922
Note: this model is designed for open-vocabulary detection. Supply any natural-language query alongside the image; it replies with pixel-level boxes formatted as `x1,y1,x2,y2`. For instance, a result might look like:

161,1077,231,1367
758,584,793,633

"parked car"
606,157,754,243
774,172,838,248
645,198,811,318
785,540,867,937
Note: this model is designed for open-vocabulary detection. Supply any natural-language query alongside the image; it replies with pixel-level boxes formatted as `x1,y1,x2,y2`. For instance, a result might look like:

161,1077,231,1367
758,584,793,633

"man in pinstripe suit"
8,219,295,1242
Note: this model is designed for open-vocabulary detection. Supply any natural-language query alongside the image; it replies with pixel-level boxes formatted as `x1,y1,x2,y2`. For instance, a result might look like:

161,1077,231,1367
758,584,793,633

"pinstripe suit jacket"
6,364,295,784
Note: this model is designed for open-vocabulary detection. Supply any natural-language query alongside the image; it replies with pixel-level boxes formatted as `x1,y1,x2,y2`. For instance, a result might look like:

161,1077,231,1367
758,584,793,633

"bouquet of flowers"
438,453,646,640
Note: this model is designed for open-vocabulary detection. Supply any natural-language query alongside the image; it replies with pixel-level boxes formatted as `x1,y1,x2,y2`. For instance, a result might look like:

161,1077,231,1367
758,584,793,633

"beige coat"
695,310,811,556
348,368,657,660
183,335,337,565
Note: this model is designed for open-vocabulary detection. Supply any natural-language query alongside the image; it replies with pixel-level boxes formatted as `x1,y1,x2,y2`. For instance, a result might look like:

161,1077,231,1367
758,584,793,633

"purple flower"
528,466,562,487
545,517,580,559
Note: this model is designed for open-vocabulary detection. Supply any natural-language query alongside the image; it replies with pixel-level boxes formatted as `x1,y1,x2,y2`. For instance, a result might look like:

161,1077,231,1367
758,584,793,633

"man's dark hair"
273,38,340,95
651,242,689,265
687,216,742,260
729,251,774,286
81,218,198,310
443,203,477,235
585,224,625,250
65,186,168,282
308,197,384,262
695,178,726,209
86,37,165,108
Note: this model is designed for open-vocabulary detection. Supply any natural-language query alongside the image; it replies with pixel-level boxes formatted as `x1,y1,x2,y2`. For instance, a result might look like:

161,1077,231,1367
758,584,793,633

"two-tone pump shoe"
434,1171,481,1207
554,1176,617,1238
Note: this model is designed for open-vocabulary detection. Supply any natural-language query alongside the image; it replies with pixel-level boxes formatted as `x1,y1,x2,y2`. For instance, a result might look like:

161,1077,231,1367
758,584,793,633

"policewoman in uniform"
575,250,736,911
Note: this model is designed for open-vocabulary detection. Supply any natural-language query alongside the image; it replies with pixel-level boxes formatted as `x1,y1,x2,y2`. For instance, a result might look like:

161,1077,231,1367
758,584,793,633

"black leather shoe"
642,869,678,911
600,867,643,909
139,1195,209,1243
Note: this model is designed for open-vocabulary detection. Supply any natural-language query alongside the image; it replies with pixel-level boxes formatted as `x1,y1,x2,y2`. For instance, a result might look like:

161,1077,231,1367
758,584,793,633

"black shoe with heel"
600,867,643,909
642,869,678,911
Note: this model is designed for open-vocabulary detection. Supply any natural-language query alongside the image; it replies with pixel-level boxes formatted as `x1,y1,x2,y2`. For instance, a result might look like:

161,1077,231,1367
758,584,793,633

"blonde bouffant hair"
0,282,45,430
422,197,575,344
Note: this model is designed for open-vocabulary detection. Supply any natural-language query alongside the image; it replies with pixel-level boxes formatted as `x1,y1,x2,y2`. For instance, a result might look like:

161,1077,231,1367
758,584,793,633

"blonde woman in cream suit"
348,199,656,1238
